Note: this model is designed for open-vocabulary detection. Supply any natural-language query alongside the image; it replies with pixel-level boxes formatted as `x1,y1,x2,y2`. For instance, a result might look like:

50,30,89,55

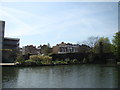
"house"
52,42,80,54
52,42,91,54
22,45,41,55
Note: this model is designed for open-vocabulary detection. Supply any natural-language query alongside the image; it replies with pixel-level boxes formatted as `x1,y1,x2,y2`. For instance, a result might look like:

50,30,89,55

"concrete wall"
0,21,5,63
0,20,5,90
3,38,19,63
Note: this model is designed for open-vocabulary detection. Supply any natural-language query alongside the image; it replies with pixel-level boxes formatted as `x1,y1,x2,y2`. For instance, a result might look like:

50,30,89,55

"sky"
0,2,118,47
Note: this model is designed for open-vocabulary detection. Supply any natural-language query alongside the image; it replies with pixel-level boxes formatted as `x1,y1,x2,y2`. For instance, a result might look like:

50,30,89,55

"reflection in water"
2,67,19,88
2,64,119,88
118,66,120,89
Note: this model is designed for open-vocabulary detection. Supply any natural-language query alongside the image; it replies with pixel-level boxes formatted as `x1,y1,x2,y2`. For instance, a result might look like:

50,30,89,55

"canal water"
2,64,120,88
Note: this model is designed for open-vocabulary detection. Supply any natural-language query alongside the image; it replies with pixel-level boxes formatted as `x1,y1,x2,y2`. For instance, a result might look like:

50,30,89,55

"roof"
0,20,5,22
4,37,20,41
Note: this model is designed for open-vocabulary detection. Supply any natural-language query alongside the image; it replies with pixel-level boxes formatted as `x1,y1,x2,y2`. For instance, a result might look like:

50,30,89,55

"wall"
0,21,5,63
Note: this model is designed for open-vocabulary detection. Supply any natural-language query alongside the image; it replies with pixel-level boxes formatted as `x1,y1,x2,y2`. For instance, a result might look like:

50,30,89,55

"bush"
65,58,70,64
41,56,52,64
30,55,41,62
88,53,94,63
16,54,24,64
83,58,88,63
25,59,36,65
73,59,78,63
29,55,52,65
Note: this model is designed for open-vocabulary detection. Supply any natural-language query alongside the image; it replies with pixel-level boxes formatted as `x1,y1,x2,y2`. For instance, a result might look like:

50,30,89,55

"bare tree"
82,36,99,48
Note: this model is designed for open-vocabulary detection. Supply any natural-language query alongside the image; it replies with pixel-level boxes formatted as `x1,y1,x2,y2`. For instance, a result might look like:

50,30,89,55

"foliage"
112,31,120,59
73,59,78,63
65,58,70,63
25,59,36,65
53,60,68,64
16,54,24,63
83,58,88,63
41,55,52,64
93,37,112,54
88,53,94,63
29,55,52,65
41,43,52,55
29,55,41,63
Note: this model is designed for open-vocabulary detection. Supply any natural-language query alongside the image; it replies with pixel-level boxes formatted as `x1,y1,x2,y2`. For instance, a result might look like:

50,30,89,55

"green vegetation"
16,54,25,64
15,54,83,66
41,43,52,55
112,31,120,60
15,31,120,66
93,37,112,54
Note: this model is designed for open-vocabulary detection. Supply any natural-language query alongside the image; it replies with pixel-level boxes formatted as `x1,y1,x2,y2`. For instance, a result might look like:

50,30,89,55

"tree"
112,31,120,60
93,37,112,54
41,43,52,55
82,36,99,48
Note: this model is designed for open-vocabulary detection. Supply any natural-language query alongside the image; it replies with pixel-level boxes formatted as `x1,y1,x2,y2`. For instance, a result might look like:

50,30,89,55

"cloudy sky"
0,2,118,47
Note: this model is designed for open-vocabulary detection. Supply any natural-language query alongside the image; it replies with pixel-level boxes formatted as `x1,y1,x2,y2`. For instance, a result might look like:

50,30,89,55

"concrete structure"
0,20,5,63
0,20,20,63
2,37,20,62
0,20,5,90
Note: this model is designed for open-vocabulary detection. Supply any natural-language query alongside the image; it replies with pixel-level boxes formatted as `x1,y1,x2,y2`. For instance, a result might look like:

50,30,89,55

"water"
2,64,120,88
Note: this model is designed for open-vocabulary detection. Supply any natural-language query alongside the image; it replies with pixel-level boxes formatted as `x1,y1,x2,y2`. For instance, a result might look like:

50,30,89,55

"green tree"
41,43,52,55
93,37,112,54
16,54,24,63
112,31,120,59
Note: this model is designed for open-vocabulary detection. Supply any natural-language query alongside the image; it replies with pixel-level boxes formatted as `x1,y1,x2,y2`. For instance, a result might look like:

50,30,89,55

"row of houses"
20,45,50,55
20,42,90,55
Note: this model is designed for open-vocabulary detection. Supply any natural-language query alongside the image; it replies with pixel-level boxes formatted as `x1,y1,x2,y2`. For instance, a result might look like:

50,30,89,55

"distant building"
21,44,52,56
0,20,20,63
52,42,90,54
52,42,80,54
22,45,41,55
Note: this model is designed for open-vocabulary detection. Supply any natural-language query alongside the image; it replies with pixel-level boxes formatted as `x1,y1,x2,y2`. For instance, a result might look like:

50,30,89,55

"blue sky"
0,2,118,47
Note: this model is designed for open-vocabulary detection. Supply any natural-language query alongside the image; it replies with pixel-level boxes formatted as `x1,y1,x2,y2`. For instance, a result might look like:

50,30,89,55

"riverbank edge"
1,62,120,67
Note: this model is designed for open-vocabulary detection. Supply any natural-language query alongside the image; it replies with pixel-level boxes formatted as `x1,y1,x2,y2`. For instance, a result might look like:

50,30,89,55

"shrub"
88,53,94,63
83,58,88,63
73,59,78,63
41,56,52,64
65,58,70,64
30,55,41,61
16,54,24,64
25,59,36,65
29,55,52,65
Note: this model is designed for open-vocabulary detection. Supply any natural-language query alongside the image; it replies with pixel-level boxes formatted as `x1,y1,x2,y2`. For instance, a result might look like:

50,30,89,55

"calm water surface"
2,64,120,88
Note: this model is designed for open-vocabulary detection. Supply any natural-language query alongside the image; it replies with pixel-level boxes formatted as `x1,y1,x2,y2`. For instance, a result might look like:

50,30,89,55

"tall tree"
112,31,120,60
41,43,52,55
83,36,99,48
94,37,112,54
